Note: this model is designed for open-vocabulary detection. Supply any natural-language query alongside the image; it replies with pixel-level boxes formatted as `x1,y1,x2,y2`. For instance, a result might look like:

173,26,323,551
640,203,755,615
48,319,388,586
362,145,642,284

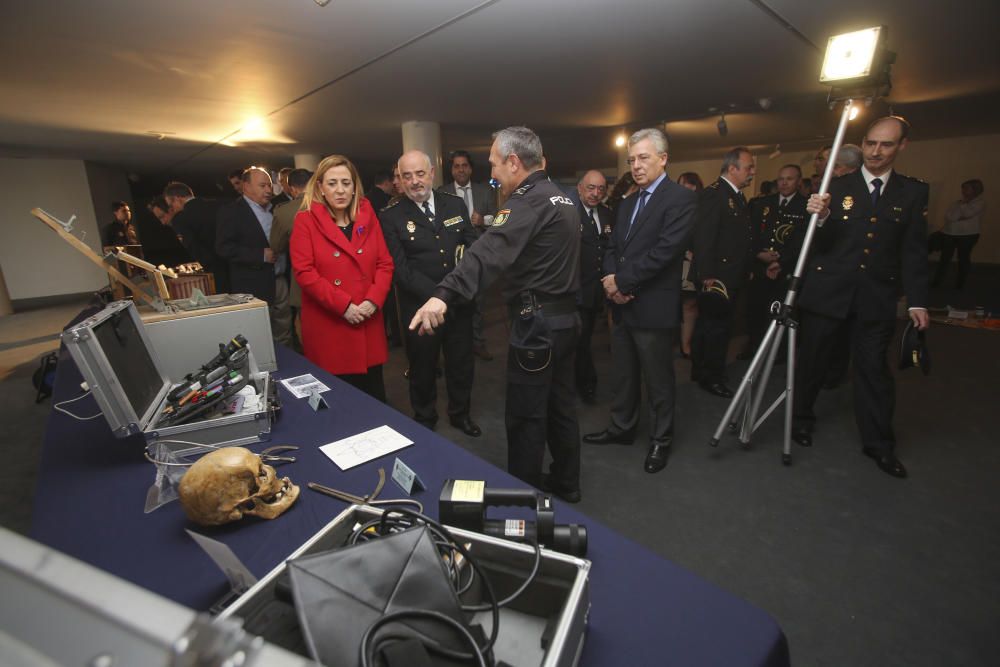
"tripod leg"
709,319,780,447
743,322,786,443
782,325,797,466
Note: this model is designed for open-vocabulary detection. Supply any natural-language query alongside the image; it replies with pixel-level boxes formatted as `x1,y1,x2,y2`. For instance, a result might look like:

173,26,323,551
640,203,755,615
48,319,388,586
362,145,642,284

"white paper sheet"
280,373,331,399
320,425,414,470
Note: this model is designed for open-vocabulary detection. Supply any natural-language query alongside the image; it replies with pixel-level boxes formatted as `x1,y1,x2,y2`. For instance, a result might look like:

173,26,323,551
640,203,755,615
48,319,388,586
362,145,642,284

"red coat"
290,198,394,375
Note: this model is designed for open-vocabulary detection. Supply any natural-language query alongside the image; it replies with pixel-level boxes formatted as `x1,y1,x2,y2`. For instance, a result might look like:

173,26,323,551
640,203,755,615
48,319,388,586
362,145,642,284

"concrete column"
401,121,443,187
294,154,320,171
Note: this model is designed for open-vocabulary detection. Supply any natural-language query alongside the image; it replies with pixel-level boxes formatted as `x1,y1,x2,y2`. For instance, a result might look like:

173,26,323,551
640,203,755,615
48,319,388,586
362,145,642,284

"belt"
507,295,576,320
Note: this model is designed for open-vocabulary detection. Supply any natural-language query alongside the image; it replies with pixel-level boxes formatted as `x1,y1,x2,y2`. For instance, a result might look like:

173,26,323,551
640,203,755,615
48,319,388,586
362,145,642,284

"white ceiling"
1,0,998,181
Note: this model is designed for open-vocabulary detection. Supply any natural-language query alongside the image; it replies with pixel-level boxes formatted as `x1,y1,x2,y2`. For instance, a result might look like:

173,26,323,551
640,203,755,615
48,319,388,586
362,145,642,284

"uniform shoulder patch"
382,197,400,210
511,182,536,197
492,209,511,227
438,190,462,199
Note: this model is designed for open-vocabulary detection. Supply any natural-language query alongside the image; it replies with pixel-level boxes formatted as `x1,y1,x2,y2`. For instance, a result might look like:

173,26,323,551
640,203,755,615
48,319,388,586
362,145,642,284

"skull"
178,447,300,526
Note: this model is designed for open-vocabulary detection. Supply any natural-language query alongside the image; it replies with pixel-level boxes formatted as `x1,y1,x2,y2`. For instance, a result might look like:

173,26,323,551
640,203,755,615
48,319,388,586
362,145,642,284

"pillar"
401,121,443,187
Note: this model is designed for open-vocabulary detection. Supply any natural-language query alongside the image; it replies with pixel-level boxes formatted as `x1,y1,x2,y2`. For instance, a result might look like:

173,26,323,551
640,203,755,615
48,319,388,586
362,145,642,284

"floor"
1,264,997,666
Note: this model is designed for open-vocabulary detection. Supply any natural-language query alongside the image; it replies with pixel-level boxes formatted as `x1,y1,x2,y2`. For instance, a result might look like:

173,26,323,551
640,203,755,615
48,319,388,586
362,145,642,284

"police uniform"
746,191,808,349
382,191,479,429
434,170,582,492
574,198,612,400
793,169,929,455
691,178,753,386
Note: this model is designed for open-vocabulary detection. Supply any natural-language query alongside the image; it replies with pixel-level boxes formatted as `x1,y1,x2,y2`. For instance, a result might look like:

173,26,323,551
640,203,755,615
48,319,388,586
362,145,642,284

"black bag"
509,292,552,373
32,352,58,403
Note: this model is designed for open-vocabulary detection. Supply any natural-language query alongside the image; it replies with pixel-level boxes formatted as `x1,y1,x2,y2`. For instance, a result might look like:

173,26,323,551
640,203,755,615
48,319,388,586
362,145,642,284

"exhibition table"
32,324,790,667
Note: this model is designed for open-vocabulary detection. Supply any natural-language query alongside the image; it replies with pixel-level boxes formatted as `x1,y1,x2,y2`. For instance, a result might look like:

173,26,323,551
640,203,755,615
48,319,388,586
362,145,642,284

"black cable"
360,609,486,667
462,539,541,611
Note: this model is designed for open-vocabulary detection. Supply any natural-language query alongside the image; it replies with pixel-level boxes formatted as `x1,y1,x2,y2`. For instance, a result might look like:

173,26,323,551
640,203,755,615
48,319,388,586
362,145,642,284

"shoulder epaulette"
511,182,536,197
437,190,462,200
382,197,401,211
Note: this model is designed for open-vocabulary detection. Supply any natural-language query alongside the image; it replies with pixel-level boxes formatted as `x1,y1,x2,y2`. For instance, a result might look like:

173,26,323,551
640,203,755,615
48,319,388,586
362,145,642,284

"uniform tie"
778,197,788,213
870,178,883,208
588,208,598,236
422,200,434,222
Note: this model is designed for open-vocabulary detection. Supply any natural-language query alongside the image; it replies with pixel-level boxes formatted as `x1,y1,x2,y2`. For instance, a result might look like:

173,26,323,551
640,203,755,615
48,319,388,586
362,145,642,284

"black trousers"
609,324,677,444
405,304,474,426
691,291,737,384
793,310,896,453
337,365,386,403
933,233,979,289
505,324,581,492
574,305,599,393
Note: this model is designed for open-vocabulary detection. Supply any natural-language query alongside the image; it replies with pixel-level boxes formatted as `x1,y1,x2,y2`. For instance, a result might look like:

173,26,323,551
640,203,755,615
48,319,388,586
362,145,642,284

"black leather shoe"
863,448,907,478
791,428,812,447
541,475,581,504
644,441,671,473
699,381,734,398
449,416,482,437
583,429,635,445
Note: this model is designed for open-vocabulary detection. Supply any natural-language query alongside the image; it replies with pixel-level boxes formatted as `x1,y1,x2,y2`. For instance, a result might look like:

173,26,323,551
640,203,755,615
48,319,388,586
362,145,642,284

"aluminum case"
62,299,274,454
219,504,591,667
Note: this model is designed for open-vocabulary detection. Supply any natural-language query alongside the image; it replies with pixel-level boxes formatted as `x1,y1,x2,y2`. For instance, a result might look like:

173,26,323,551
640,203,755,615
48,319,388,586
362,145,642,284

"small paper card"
186,530,258,592
308,389,328,411
391,457,425,495
280,373,331,399
320,425,414,470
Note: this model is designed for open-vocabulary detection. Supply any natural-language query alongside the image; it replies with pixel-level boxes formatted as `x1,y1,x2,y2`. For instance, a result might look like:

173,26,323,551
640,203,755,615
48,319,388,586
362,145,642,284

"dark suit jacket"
603,176,696,329
750,192,808,275
366,186,392,214
797,170,929,321
381,192,479,319
693,179,753,290
215,197,276,304
571,196,612,309
172,197,229,292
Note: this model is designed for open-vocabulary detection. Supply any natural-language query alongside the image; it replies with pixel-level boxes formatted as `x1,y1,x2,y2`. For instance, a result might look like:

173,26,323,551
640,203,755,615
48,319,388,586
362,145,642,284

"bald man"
573,170,612,403
381,150,482,436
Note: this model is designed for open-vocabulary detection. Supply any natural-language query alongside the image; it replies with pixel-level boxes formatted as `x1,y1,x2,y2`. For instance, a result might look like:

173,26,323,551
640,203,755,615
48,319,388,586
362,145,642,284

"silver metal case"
219,504,591,667
62,300,273,451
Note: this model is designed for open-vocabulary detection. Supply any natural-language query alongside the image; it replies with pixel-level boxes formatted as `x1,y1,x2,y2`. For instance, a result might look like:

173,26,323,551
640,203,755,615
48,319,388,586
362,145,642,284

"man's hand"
806,193,831,218
409,297,447,335
909,308,930,331
357,300,377,318
757,250,779,263
471,211,484,228
602,274,619,298
766,261,782,280
611,292,633,305
263,248,276,263
702,278,717,289
343,303,365,325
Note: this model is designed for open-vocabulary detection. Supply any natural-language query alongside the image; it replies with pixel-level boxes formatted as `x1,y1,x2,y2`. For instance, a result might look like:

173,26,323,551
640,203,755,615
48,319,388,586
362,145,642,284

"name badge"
443,216,463,227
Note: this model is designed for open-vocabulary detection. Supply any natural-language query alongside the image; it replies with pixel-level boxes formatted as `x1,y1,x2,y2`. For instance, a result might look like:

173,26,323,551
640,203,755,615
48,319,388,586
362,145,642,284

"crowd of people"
103,115,982,501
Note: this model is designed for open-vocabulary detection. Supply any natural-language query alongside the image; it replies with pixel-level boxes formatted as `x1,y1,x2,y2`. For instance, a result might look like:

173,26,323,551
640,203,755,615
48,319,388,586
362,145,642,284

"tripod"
708,99,857,464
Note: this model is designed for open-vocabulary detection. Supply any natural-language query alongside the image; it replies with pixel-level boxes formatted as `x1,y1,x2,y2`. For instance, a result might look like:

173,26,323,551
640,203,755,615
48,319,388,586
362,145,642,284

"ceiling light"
314,0,331,6
614,134,626,148
820,27,884,83
243,117,265,133
717,114,728,137
848,106,860,120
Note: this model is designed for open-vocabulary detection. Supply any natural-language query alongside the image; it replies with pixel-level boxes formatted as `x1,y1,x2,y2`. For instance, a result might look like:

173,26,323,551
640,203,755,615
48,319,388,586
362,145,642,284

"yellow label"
443,216,463,227
451,480,485,503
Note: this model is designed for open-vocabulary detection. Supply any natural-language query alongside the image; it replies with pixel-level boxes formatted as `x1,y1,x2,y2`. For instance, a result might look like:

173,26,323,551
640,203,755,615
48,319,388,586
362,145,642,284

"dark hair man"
691,147,756,398
104,201,139,246
366,170,394,213
409,127,583,502
270,168,312,346
164,181,229,293
583,128,696,475
228,169,245,196
793,116,929,479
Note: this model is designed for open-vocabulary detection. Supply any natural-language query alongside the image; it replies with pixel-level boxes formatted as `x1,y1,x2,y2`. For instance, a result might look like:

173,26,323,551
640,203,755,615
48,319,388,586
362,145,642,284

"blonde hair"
301,155,362,220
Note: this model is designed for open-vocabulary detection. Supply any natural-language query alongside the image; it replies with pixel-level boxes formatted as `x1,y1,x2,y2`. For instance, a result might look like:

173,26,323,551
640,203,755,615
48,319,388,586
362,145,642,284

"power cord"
53,390,102,421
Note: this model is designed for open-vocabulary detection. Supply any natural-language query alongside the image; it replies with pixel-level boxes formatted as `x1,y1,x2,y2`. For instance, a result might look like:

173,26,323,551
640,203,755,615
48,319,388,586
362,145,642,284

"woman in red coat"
290,155,394,401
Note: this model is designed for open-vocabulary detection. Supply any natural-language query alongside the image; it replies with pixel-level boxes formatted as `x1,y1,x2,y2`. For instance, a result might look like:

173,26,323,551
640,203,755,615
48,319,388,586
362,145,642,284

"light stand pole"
707,26,894,464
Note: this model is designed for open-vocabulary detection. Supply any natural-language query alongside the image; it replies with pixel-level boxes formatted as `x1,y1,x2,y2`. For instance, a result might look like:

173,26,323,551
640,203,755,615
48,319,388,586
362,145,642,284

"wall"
85,162,134,231
0,158,107,301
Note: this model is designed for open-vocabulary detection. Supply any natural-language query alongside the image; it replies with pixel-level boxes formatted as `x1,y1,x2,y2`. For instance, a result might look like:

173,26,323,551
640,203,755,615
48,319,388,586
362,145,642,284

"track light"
717,113,728,137
614,134,626,148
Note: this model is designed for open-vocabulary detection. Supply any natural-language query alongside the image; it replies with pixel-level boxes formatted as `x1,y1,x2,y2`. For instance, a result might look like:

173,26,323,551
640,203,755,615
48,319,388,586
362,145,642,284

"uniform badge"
443,216,463,227
775,223,795,244
493,209,511,227
763,206,770,217
892,206,903,213
603,224,612,235
406,220,416,233
728,198,735,210
455,244,465,263
842,196,854,210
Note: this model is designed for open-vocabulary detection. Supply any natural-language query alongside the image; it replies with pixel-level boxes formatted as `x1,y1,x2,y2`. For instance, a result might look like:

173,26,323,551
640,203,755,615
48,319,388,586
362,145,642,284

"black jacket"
572,197,613,309
750,192,808,275
215,197,275,303
693,179,753,290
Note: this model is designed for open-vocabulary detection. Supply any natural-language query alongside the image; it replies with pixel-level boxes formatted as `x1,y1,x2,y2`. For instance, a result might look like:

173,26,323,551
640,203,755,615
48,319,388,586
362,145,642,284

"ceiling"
1,0,998,184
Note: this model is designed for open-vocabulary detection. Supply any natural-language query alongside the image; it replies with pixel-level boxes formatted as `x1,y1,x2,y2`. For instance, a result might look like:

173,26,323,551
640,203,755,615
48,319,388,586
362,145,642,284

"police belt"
507,294,578,330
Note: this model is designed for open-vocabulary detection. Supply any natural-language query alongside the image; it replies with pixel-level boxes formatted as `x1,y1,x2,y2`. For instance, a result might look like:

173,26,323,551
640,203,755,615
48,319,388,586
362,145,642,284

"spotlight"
614,134,626,148
849,106,860,120
717,114,728,137
757,97,773,111
820,26,894,101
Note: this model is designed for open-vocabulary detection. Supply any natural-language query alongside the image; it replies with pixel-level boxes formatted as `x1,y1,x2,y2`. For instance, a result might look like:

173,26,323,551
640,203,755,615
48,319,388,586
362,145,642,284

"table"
32,325,790,667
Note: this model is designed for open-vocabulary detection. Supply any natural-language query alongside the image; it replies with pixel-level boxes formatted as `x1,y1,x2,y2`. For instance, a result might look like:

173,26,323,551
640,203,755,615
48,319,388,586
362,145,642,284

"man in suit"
572,169,611,403
269,168,312,348
366,170,394,213
793,116,929,479
382,150,482,437
270,167,293,207
438,150,497,361
583,128,696,474
216,167,278,307
103,201,139,246
744,164,807,351
691,147,756,398
164,182,229,294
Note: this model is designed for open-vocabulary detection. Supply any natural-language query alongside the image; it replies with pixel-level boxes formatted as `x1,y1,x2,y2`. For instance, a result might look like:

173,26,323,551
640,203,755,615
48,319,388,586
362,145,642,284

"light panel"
820,27,883,83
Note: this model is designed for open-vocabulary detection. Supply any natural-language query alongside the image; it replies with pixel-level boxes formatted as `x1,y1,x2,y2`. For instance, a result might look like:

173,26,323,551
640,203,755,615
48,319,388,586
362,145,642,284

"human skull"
178,447,300,526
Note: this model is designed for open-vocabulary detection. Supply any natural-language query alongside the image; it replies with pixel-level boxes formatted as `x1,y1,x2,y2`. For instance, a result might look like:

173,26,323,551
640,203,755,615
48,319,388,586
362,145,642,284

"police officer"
409,127,583,502
691,147,756,398
745,164,808,351
572,169,611,403
793,116,930,479
382,150,481,436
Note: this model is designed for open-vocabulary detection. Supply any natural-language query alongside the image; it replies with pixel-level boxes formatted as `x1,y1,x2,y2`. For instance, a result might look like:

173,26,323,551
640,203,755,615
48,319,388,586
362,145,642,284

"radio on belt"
439,479,588,557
